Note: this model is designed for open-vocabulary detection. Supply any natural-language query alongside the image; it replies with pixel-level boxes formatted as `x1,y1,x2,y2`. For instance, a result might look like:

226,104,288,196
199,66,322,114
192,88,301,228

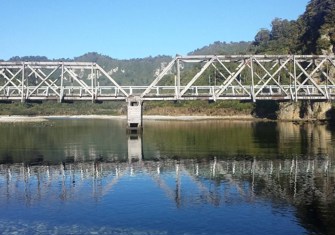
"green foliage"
252,18,301,54
9,56,49,62
0,101,126,116
189,41,252,55
251,0,335,55
143,100,253,115
254,29,271,46
299,0,335,54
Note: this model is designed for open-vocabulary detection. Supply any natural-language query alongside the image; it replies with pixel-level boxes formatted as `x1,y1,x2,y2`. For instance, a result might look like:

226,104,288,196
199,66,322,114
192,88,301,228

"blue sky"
1,0,309,60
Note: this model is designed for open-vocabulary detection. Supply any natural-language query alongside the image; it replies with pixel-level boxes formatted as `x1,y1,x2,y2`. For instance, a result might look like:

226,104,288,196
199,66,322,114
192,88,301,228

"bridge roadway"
1,55,335,130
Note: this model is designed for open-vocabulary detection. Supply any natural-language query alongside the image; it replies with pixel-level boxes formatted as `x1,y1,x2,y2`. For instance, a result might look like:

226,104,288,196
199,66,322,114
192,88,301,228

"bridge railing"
2,84,335,101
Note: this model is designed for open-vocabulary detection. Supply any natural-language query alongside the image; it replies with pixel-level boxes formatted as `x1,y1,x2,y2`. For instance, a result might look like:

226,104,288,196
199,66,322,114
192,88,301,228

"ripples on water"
0,119,334,234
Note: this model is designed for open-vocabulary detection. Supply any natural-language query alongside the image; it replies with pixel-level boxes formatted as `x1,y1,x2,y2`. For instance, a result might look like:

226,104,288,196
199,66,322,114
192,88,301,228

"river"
0,118,334,234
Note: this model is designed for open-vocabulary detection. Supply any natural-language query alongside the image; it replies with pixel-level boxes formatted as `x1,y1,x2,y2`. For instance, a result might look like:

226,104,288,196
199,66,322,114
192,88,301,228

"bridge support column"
126,96,143,133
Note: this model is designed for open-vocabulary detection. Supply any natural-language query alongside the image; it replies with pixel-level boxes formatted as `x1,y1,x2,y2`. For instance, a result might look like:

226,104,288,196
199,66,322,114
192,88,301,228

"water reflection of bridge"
0,157,333,208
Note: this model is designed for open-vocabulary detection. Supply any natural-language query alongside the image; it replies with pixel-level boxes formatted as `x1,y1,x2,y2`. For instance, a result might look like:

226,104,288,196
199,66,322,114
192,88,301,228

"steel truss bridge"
1,55,335,102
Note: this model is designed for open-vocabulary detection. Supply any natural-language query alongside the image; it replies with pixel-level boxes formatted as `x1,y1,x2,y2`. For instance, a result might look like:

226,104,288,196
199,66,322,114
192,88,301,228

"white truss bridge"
1,55,335,102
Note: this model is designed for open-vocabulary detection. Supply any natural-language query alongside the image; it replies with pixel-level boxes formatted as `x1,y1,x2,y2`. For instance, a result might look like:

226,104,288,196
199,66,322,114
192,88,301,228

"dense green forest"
1,0,335,118
252,0,335,54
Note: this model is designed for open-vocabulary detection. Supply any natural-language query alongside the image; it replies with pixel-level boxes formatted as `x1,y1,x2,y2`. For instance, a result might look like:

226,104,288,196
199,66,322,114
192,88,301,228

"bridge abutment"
126,96,143,133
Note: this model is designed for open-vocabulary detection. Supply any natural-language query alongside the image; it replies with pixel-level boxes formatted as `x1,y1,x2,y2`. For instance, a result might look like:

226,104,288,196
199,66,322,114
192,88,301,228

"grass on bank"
0,100,255,116
144,100,254,116
0,101,126,116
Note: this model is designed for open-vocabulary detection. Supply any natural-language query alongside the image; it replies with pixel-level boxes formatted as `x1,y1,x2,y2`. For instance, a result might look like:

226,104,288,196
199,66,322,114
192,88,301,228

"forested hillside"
189,41,251,55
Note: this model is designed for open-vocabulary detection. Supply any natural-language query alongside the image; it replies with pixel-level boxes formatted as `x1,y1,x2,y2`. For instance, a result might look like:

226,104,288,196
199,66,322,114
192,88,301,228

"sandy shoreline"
0,116,50,122
0,115,125,123
0,114,256,123
143,115,255,121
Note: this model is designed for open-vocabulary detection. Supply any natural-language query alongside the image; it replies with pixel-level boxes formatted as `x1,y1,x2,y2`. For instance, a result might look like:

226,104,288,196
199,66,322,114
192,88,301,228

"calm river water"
0,118,335,234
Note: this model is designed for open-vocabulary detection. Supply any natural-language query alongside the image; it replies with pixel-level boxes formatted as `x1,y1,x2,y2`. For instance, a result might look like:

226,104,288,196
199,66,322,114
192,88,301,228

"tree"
298,0,335,54
254,29,271,46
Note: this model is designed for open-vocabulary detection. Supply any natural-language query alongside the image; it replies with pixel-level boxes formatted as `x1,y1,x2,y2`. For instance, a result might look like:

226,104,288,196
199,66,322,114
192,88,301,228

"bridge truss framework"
1,55,335,102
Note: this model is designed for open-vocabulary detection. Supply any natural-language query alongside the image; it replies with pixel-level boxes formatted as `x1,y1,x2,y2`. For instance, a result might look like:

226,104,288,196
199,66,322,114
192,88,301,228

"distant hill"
9,56,50,62
74,52,172,85
189,41,251,55
8,53,173,86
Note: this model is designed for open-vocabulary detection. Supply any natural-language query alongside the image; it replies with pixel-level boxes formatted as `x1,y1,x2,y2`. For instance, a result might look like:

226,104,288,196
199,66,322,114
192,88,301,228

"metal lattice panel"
141,55,335,101
0,62,128,101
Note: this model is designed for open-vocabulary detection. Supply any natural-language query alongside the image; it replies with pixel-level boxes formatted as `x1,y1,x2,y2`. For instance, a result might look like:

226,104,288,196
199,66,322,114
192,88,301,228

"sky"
1,0,310,60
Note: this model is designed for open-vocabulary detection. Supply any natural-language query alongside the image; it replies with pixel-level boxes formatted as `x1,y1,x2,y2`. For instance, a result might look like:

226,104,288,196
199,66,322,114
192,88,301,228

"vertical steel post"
60,62,64,102
94,64,98,98
91,64,94,102
326,58,329,100
21,62,25,102
176,58,181,100
250,57,255,102
96,69,99,96
293,56,297,101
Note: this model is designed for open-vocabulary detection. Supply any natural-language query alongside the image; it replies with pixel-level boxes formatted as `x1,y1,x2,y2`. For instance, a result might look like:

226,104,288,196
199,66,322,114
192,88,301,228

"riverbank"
0,100,334,122
0,114,332,123
0,115,125,123
0,114,258,123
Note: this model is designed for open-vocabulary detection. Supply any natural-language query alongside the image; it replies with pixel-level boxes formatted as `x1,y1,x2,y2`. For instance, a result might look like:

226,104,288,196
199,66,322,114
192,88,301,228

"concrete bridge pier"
126,96,143,133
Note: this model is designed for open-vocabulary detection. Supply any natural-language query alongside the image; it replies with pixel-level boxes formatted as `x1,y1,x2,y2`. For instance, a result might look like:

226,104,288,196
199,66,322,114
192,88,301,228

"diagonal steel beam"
215,61,246,98
319,58,335,86
0,68,24,94
253,57,291,97
95,64,128,97
141,57,178,98
211,63,227,80
27,65,60,96
64,67,93,96
295,58,327,89
245,63,268,86
295,60,327,97
210,62,251,96
27,66,60,97
179,57,215,97
216,58,234,77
